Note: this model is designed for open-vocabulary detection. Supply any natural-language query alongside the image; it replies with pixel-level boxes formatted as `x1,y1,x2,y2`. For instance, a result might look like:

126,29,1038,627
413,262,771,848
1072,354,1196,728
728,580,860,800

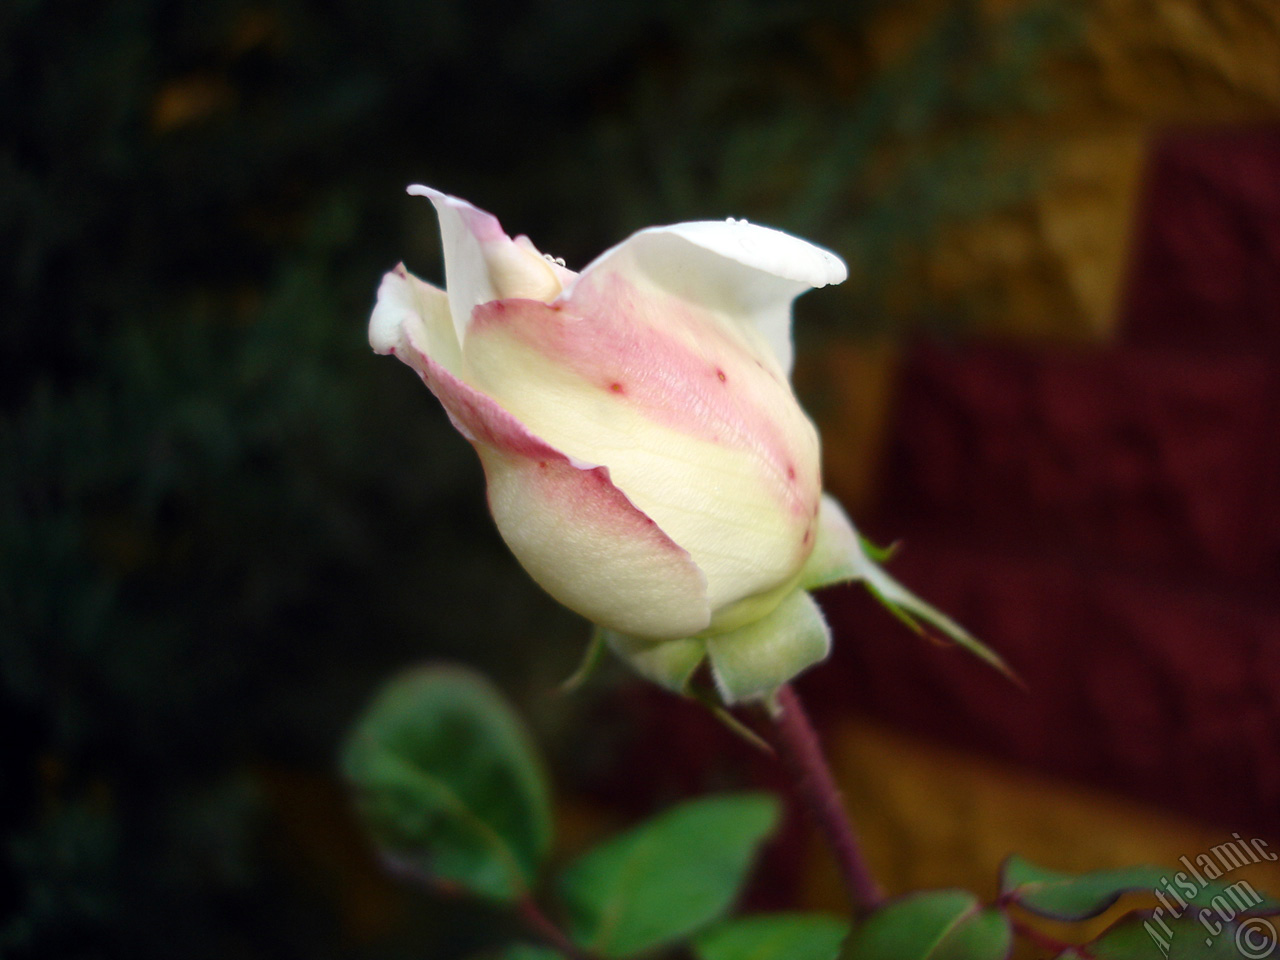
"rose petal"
396,321,712,641
463,297,820,616
369,264,462,374
567,218,846,374
407,185,563,342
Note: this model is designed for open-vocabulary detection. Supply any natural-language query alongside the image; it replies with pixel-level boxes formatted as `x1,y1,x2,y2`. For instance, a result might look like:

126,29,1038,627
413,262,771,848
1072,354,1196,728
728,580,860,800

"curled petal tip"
650,219,848,289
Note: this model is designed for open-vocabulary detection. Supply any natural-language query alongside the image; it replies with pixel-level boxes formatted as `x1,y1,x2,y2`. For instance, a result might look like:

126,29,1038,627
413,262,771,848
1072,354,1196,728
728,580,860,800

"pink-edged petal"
462,296,821,616
396,324,712,641
369,264,462,374
407,185,562,342
565,218,846,375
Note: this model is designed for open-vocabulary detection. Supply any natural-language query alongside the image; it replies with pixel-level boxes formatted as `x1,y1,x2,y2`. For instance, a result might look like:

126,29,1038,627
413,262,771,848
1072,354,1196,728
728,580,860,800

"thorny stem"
767,684,883,916
517,896,597,960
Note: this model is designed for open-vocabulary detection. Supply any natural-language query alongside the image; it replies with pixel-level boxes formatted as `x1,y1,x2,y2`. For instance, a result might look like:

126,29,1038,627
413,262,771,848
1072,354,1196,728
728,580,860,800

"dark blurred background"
4,0,1279,957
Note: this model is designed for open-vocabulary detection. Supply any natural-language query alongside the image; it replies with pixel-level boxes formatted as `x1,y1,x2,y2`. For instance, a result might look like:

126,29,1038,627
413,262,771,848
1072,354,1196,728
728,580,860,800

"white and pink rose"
369,187,1000,702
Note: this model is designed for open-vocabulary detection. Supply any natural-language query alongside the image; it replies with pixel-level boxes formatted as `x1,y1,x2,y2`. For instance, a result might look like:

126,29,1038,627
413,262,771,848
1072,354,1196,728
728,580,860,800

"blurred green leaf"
559,792,780,958
488,945,566,960
341,665,552,901
1001,855,1280,922
840,890,1011,960
694,912,850,960
1057,909,1280,959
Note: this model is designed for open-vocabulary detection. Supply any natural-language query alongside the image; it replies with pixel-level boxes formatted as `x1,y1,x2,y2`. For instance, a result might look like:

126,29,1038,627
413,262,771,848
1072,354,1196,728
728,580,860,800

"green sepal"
602,629,707,694
801,494,869,591
801,495,1015,681
858,534,899,565
561,627,608,693
704,588,831,704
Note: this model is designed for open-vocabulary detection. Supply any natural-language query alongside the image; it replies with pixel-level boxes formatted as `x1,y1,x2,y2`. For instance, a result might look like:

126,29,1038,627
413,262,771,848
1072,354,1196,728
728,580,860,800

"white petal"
567,218,846,374
368,264,461,374
407,185,561,343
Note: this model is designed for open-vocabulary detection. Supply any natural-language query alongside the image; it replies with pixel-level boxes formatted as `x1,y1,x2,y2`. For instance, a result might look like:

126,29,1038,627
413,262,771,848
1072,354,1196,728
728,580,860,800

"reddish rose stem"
769,684,883,915
517,896,597,960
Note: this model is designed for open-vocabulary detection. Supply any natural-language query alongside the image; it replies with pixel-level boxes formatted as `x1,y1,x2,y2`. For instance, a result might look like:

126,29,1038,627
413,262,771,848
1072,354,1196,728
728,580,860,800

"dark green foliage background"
0,0,1075,956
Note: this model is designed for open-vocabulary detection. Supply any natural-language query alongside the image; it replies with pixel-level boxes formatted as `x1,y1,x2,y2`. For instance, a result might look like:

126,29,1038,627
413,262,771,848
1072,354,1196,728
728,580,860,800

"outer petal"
369,264,462,373
704,588,831,704
407,185,564,343
566,218,846,375
462,296,821,622
394,318,711,641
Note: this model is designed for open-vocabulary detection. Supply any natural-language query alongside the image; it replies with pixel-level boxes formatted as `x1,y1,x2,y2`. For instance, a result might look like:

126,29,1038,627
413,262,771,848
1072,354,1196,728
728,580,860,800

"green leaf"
341,665,552,901
487,945,566,960
1001,854,1280,922
559,792,781,958
1058,909,1280,959
704,589,832,704
694,912,850,960
840,890,1012,960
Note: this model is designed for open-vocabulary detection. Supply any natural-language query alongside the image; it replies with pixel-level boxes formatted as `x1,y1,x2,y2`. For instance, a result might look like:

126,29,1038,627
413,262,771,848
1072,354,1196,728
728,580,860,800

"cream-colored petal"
480,444,713,640
462,297,821,618
407,185,561,343
514,234,578,287
393,321,711,641
369,264,462,374
567,218,846,375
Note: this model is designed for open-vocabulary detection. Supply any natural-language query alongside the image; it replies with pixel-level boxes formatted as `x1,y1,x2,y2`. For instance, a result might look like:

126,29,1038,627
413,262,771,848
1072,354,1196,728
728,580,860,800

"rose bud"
370,187,1007,703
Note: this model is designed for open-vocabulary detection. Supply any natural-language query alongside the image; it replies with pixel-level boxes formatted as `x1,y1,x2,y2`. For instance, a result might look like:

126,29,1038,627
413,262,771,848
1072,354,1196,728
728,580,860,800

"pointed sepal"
561,628,608,693
602,630,707,695
800,495,1015,681
704,589,831,705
